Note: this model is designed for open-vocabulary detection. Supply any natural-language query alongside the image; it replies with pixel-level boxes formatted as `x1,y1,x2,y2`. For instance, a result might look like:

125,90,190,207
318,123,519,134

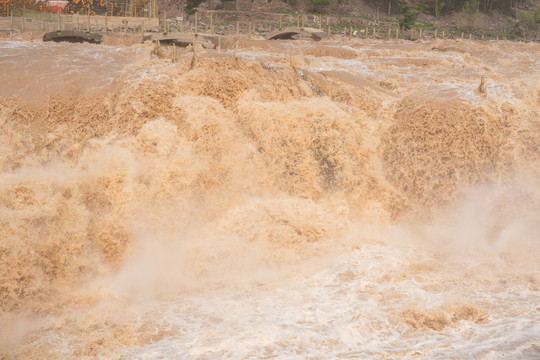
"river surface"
1,37,539,359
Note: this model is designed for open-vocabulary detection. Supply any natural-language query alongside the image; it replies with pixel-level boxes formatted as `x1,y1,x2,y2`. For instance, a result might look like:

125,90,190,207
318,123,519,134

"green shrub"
399,4,419,30
518,10,538,29
306,0,330,12
184,0,204,15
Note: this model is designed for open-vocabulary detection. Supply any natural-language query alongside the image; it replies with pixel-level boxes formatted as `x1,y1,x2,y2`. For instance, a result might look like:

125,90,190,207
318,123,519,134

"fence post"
329,81,332,100
289,47,293,67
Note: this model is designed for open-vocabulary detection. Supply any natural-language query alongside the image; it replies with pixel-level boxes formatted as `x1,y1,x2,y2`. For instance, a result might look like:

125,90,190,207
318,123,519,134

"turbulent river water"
0,37,539,359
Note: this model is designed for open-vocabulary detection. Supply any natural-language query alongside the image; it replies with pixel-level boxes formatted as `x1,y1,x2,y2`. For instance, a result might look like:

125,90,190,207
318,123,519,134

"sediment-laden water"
1,37,539,359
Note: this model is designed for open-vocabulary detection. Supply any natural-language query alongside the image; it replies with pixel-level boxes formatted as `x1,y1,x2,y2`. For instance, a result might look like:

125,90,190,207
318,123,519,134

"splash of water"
1,38,539,359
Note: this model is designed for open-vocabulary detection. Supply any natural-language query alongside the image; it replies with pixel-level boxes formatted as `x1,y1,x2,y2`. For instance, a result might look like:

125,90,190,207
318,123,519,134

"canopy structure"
56,0,158,17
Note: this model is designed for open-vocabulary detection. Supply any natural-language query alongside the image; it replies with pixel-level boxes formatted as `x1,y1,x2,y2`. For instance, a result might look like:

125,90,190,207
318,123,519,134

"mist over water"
0,38,539,359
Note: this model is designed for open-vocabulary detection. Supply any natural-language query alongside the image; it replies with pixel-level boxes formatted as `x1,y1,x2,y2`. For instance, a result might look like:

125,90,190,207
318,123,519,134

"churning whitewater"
0,37,539,359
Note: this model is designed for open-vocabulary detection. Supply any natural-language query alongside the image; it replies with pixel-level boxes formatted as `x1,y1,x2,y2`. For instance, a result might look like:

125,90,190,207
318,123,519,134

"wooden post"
172,44,176,63
193,33,197,56
302,12,305,29
21,7,24,32
248,22,251,39
419,28,422,39
479,75,486,93
410,28,413,40
469,33,472,40
297,14,299,27
10,9,13,31
387,26,391,40
210,13,213,34
442,30,445,39
87,8,90,32
194,12,197,34
372,27,376,40
328,81,332,100
105,11,108,31
481,33,484,41
319,15,322,30
124,17,128,37
164,11,167,33
289,47,293,67
434,28,437,39
236,21,239,36
327,24,330,38
396,26,399,40
461,31,464,39
234,36,238,58
76,12,79,30
57,9,60,31
280,14,282,30
496,35,499,41
366,26,369,39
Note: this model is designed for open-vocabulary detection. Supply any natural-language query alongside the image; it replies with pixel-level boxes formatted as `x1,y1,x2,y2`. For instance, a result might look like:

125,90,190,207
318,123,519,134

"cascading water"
1,37,539,359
